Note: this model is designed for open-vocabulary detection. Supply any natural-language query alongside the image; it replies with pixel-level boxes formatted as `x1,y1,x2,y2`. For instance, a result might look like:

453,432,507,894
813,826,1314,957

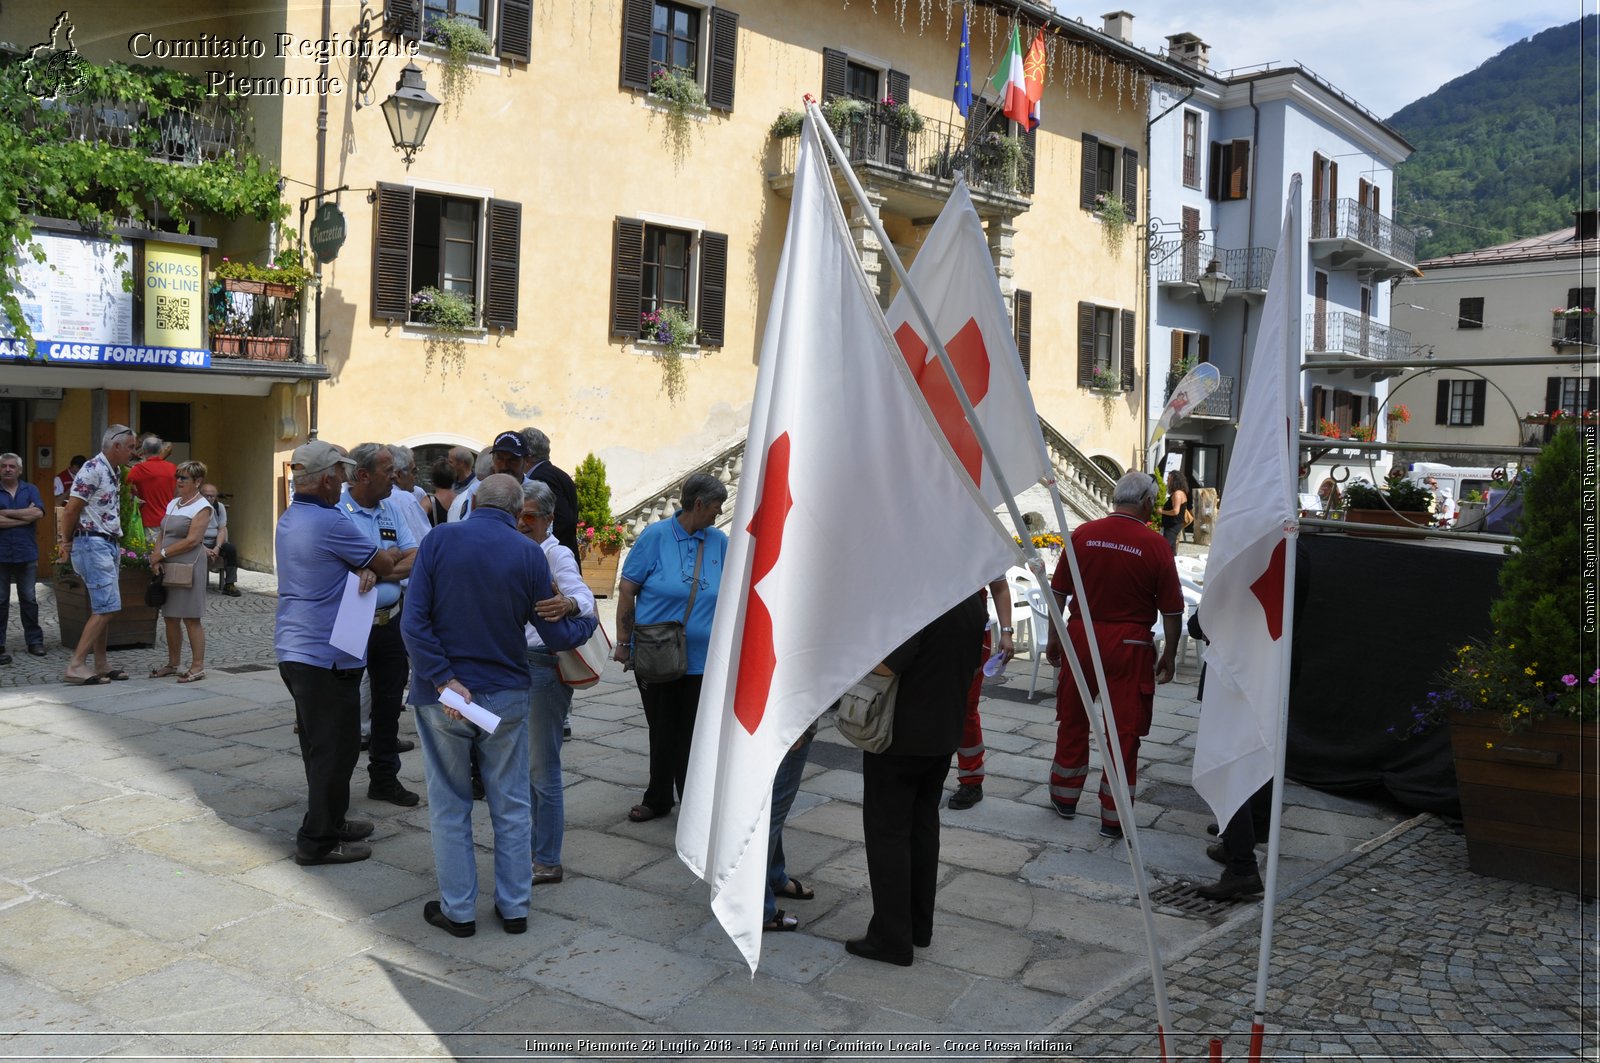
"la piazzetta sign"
310,202,347,263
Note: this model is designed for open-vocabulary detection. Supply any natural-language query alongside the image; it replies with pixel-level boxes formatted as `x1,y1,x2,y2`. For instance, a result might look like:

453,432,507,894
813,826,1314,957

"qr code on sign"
155,295,190,332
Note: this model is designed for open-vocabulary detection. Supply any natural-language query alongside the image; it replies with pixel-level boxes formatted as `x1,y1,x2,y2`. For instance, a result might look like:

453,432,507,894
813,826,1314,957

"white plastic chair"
1019,582,1054,700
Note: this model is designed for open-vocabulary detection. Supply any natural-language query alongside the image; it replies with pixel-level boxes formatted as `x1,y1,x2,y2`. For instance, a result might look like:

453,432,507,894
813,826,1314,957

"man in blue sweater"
401,474,596,937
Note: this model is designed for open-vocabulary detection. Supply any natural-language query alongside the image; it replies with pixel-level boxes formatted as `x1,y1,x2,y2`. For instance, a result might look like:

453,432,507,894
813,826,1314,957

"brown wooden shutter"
1197,333,1210,363
1020,120,1037,193
696,230,728,347
822,48,848,102
1312,386,1327,426
497,0,532,62
387,0,421,40
1119,309,1136,392
372,182,414,321
619,0,652,91
611,217,644,337
1333,389,1351,430
706,7,739,112
1014,289,1032,379
1435,380,1450,424
1545,377,1561,415
1170,330,1185,369
1080,133,1100,209
1229,139,1250,199
1077,301,1096,386
885,69,910,167
1207,141,1223,200
1328,160,1338,209
1471,380,1488,426
483,198,521,330
1121,147,1138,221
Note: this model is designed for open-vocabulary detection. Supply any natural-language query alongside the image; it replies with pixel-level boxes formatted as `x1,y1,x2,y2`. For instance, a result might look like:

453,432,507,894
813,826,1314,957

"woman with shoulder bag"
613,473,728,823
148,461,213,683
517,480,596,885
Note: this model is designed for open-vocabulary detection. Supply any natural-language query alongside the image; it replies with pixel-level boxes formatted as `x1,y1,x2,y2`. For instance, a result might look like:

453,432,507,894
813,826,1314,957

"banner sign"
0,339,210,368
1,231,133,346
142,241,205,349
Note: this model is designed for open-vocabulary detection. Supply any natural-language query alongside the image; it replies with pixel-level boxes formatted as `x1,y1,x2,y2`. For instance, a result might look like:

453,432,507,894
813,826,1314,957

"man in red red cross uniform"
1045,471,1183,839
947,575,1015,810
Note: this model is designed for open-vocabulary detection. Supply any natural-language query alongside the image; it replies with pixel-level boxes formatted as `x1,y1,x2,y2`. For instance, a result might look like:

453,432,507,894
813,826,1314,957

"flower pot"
1341,508,1430,538
212,334,245,357
221,277,266,295
582,550,620,599
1454,500,1487,533
244,336,294,360
54,570,160,650
1448,710,1598,896
262,282,300,299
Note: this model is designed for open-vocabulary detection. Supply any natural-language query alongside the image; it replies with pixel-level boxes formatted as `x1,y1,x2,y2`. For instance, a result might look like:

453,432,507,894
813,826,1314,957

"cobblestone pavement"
0,578,1592,1060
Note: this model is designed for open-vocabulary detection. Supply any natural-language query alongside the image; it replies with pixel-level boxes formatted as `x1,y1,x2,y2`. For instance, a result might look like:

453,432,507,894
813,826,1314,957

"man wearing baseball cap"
447,432,528,522
276,440,396,866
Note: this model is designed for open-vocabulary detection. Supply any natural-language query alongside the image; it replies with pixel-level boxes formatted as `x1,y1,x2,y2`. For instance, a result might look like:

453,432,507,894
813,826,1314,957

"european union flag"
953,11,972,118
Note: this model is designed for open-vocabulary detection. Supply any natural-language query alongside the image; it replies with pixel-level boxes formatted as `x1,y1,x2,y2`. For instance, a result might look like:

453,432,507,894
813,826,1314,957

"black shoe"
913,931,932,949
947,783,983,810
394,738,415,753
1196,869,1264,901
26,645,46,657
0,652,12,666
846,936,913,967
562,723,572,739
494,905,527,934
1206,843,1227,865
368,780,420,807
1206,821,1220,836
223,584,241,597
1051,800,1076,819
424,900,475,937
1099,824,1124,840
294,841,371,866
338,818,375,842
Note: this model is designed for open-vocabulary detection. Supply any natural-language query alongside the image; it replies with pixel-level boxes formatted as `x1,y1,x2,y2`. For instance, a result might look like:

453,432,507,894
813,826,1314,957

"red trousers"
955,630,990,785
1050,619,1155,829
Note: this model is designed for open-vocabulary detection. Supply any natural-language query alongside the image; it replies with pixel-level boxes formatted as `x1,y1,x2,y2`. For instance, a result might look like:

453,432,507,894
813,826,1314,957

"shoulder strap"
681,537,707,623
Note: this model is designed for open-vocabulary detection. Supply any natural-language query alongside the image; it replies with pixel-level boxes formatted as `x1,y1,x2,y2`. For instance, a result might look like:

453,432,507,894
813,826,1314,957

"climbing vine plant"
0,58,288,355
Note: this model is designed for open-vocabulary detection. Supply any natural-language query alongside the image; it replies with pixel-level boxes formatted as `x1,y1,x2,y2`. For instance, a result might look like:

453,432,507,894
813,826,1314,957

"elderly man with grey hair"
59,424,139,684
127,434,177,538
520,427,580,557
1043,470,1183,840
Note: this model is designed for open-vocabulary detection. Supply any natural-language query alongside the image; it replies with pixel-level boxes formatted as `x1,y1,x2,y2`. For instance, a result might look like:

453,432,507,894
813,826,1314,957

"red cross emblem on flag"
892,317,991,485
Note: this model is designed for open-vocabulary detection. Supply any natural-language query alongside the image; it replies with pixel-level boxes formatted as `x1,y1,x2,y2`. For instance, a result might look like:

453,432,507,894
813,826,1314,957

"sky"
1113,0,1589,118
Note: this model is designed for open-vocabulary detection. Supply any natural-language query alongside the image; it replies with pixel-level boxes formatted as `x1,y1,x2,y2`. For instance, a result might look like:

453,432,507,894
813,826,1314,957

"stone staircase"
615,417,1114,538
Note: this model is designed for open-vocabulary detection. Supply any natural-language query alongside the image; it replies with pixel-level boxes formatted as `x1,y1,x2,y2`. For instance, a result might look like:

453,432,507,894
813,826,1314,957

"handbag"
558,622,614,689
631,537,706,684
143,573,167,608
161,560,195,588
834,671,900,754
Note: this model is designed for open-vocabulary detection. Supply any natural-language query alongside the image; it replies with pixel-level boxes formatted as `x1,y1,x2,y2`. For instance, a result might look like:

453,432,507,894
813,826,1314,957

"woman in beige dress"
149,461,213,683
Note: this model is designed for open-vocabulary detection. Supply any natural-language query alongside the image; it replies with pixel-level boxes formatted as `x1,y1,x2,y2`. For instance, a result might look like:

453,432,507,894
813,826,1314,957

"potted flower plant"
1094,191,1131,248
650,65,706,161
640,306,694,403
1089,365,1121,393
411,286,477,375
577,519,629,598
878,95,924,133
54,477,158,648
1341,473,1433,537
425,14,493,117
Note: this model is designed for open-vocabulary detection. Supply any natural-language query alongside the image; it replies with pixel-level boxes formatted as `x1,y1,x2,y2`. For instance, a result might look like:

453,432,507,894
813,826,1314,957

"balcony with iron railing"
773,108,1033,210
1164,370,1235,419
20,95,249,166
1551,310,1597,349
1303,312,1411,380
1308,198,1418,278
1154,240,1275,296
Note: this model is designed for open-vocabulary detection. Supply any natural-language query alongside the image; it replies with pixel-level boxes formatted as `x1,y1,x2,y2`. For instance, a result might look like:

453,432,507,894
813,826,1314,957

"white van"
1406,461,1509,525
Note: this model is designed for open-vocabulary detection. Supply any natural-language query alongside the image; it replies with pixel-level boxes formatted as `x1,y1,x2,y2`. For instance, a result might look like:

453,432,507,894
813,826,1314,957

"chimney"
1102,11,1135,44
1576,208,1598,242
1165,32,1210,71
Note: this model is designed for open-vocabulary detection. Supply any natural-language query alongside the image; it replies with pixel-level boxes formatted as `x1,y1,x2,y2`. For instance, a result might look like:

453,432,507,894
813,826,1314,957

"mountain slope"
1388,15,1597,260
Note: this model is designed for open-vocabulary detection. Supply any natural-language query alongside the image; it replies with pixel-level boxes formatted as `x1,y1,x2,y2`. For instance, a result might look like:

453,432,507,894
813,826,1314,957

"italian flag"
990,25,1032,127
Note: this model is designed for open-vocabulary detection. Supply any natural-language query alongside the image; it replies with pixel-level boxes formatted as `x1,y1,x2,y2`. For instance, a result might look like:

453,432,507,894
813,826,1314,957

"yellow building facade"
4,0,1195,571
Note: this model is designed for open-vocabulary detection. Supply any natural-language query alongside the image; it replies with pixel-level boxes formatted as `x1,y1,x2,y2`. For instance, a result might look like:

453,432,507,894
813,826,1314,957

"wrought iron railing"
1165,371,1235,419
1309,197,1417,267
1154,240,1275,292
23,96,248,165
1304,311,1411,361
776,109,1033,198
1551,311,1597,347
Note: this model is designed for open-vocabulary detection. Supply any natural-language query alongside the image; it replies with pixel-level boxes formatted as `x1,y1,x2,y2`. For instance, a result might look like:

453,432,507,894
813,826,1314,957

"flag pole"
803,99,1176,1057
1249,174,1304,1063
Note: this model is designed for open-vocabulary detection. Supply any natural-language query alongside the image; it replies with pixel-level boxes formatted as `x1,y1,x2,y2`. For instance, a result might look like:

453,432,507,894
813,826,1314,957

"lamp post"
379,63,440,167
1196,259,1232,309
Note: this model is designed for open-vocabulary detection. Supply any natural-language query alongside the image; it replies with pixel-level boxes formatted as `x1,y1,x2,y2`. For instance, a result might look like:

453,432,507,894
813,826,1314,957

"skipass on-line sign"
0,339,211,367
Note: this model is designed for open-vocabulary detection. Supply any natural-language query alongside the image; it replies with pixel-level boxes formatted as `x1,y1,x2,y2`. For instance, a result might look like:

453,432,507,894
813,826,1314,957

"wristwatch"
1000,626,1015,634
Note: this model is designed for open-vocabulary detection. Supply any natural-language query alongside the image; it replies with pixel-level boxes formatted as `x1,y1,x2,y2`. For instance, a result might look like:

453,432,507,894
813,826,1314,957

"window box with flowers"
1094,192,1131,248
1551,305,1597,347
1089,365,1121,393
410,286,479,375
639,307,696,403
209,254,305,360
649,65,707,161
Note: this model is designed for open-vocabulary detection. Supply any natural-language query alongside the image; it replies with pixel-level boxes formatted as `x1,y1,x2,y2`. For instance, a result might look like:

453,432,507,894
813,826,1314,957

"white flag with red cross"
675,118,1021,972
884,178,1052,510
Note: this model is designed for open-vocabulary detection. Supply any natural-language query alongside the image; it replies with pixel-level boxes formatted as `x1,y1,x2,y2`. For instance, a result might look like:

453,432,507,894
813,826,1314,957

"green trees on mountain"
1390,15,1597,260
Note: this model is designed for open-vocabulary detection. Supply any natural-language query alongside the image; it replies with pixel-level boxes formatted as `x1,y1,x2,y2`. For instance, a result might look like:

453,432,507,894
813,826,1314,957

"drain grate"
216,663,274,674
1151,880,1252,920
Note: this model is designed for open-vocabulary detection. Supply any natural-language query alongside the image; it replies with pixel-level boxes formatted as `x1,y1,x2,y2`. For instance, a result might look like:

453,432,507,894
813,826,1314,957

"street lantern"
380,63,440,167
1196,259,1232,308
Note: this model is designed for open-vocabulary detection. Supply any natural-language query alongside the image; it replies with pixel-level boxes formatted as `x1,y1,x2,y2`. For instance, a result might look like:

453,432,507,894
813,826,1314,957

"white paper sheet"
440,687,500,734
329,572,378,658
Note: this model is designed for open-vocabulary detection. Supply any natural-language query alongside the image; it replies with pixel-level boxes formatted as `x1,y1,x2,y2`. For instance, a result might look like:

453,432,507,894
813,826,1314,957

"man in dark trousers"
521,427,580,557
850,592,987,967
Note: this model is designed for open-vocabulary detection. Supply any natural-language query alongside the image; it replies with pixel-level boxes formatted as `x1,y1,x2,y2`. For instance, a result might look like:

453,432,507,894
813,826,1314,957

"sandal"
774,876,814,901
100,669,131,682
763,910,800,933
177,669,206,684
150,664,180,679
63,673,105,686
627,804,662,823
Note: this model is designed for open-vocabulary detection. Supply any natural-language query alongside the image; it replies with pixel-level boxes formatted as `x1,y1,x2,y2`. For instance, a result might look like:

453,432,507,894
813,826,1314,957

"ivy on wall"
0,58,289,354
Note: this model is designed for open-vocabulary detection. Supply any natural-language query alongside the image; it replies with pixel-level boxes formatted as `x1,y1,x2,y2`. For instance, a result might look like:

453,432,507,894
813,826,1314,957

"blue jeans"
0,560,43,651
416,687,533,923
527,649,572,867
764,732,815,923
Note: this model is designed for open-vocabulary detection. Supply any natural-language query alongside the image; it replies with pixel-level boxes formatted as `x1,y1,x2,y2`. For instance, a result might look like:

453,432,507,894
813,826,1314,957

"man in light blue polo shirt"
276,440,395,866
340,442,420,806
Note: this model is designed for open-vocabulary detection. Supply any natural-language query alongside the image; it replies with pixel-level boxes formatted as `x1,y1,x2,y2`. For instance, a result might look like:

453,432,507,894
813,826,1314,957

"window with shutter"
1020,121,1037,193
372,183,414,321
611,218,645,336
483,199,521,330
1227,139,1249,199
705,7,738,111
821,48,848,102
1457,297,1483,329
696,231,727,347
497,0,532,62
373,184,514,328
1170,330,1186,370
1014,289,1032,379
619,0,653,90
884,68,911,167
1119,309,1136,392
424,0,486,31
387,0,422,39
1077,301,1096,386
1121,147,1138,221
650,2,701,77
1182,111,1200,188
1563,287,1596,343
1080,134,1100,210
